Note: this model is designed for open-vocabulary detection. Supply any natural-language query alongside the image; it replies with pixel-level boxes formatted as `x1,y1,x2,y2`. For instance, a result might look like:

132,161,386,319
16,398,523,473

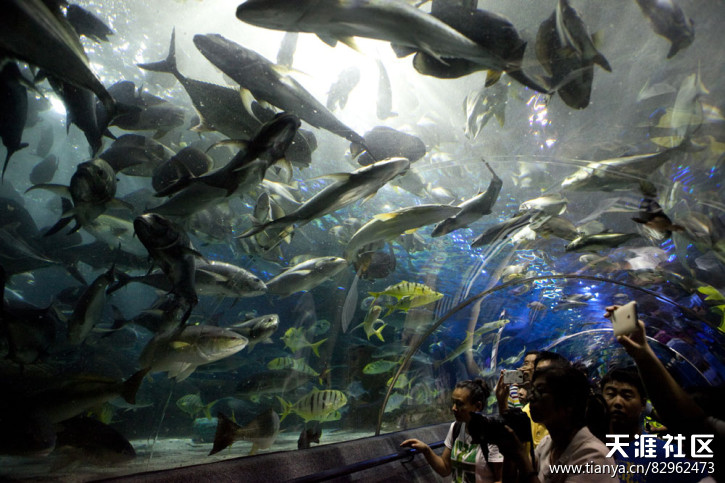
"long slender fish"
193,33,366,146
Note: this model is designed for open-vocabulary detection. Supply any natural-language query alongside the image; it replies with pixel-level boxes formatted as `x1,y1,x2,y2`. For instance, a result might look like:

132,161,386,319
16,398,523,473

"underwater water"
2,0,725,479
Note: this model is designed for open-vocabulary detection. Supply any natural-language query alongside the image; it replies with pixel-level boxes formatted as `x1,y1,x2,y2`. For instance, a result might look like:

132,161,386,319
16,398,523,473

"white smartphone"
611,301,638,336
503,369,524,385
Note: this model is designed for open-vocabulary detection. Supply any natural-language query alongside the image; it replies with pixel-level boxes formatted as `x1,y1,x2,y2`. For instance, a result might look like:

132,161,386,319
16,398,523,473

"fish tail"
593,51,612,72
43,215,74,237
383,305,397,317
372,321,386,342
138,29,181,79
2,143,29,181
107,271,135,295
277,396,292,422
236,219,272,239
107,305,128,333
203,400,216,420
717,310,725,334
121,367,150,405
209,412,240,455
310,338,328,358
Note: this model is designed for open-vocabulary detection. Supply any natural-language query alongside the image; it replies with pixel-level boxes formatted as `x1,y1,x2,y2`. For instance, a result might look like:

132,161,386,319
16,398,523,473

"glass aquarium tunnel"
1,0,724,480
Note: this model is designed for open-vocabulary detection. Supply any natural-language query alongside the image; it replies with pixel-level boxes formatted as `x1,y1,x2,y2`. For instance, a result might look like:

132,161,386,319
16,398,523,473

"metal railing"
289,440,445,482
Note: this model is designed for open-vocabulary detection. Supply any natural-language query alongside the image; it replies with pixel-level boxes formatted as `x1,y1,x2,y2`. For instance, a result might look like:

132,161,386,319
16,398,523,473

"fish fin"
372,320,386,342
403,228,419,235
174,364,196,382
43,216,74,237
107,305,128,333
485,70,503,87
390,43,417,58
337,36,360,52
360,192,378,204
276,396,292,422
310,338,327,358
237,219,272,239
274,157,294,184
2,143,29,180
121,367,150,405
25,183,71,197
209,412,241,455
350,142,366,159
308,172,351,182
137,29,180,77
341,272,360,333
239,88,260,121
418,43,449,66
108,198,135,212
170,341,191,350
205,138,249,152
372,212,398,221
248,444,259,456
190,117,214,132
316,34,338,48
717,310,725,334
180,246,208,262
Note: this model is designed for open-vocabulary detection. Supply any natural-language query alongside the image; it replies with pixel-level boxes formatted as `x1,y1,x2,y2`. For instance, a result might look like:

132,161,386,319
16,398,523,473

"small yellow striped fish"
281,327,327,357
267,357,319,377
363,359,399,375
369,281,443,316
277,389,347,422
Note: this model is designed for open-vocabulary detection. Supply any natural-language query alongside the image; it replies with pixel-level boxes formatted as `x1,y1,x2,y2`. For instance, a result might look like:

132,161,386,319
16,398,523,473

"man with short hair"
601,367,701,483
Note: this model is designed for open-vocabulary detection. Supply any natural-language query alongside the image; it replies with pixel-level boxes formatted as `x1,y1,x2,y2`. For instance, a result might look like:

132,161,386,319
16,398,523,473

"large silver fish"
67,265,115,345
565,232,641,252
236,0,543,92
344,204,461,261
27,158,122,236
470,211,535,247
238,157,410,240
139,325,248,381
134,213,202,324
432,160,502,237
266,256,349,297
149,113,301,218
193,33,366,146
228,314,280,351
138,30,315,170
560,139,693,192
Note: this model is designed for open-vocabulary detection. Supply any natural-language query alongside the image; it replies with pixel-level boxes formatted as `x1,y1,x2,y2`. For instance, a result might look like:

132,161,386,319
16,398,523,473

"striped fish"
369,281,443,316
267,357,319,377
277,389,347,422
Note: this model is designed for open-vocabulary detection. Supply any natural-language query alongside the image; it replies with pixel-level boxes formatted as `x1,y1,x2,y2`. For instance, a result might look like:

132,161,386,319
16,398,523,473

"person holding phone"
495,365,615,482
605,305,724,482
401,379,503,483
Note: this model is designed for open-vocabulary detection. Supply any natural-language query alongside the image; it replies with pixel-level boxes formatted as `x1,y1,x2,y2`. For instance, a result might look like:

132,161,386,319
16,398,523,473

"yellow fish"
369,281,443,316
354,305,386,341
280,327,327,357
277,389,347,422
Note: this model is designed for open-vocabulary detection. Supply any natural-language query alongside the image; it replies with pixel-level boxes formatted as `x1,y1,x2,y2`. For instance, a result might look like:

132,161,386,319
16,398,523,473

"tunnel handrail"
376,273,714,435
288,440,445,482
